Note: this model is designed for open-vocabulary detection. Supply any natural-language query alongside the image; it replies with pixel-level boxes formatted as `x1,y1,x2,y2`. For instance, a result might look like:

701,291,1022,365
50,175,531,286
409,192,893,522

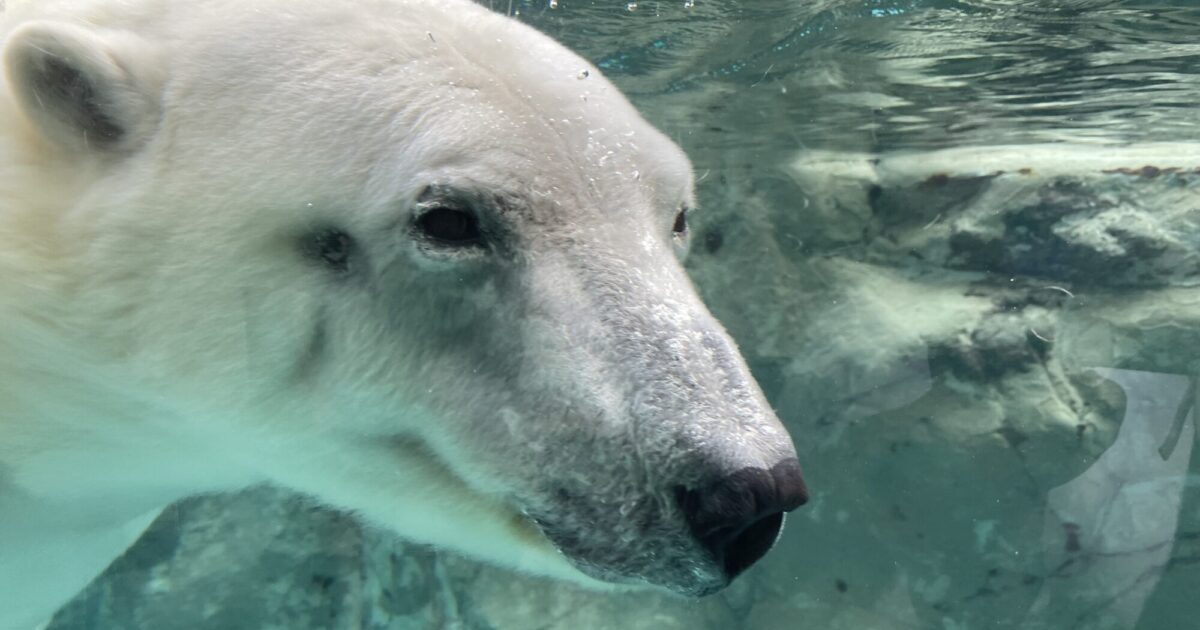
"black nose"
676,458,809,582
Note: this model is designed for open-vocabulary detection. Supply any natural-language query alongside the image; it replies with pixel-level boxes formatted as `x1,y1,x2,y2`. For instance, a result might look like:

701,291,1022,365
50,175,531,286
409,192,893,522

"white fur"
0,0,797,626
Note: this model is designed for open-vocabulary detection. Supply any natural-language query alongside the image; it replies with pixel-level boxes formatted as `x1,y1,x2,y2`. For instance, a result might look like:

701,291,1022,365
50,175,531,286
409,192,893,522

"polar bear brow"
416,183,521,213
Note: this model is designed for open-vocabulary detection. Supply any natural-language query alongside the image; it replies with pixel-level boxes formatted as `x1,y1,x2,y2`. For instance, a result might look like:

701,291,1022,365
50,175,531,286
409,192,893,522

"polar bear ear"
3,21,160,153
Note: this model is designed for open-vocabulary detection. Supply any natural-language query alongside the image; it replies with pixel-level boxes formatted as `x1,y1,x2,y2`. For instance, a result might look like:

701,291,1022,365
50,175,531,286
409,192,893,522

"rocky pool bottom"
49,144,1200,630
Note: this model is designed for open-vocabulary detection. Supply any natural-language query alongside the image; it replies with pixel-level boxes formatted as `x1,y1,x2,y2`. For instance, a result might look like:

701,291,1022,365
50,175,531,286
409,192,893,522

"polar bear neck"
0,337,260,510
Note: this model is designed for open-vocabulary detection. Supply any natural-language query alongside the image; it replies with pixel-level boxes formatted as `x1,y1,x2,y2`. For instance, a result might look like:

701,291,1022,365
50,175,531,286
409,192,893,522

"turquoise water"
47,1,1200,629
519,0,1200,152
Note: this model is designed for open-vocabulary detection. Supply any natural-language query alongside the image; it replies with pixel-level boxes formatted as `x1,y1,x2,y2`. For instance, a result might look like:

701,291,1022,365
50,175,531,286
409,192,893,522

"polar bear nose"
676,458,809,582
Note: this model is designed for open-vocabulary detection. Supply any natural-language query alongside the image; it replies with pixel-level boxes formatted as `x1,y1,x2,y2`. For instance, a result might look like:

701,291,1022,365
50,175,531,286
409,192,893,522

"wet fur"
0,1,798,627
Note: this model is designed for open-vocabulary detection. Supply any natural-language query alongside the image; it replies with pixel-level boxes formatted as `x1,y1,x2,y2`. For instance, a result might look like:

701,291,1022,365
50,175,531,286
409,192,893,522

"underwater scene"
21,0,1200,628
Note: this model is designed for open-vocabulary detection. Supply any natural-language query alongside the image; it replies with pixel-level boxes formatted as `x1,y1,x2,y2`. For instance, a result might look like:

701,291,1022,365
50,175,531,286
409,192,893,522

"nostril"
722,511,785,578
676,458,809,581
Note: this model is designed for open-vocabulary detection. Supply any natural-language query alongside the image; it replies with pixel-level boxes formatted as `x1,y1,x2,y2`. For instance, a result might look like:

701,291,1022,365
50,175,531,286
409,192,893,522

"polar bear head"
1,0,806,596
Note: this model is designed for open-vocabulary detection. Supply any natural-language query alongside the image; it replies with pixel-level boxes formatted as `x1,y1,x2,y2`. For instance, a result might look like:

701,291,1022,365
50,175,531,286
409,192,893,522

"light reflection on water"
512,0,1200,153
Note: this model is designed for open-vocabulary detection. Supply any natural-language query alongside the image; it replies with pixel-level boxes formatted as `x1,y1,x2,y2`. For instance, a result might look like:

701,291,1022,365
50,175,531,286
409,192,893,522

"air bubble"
626,2,637,10
549,0,558,7
684,0,694,7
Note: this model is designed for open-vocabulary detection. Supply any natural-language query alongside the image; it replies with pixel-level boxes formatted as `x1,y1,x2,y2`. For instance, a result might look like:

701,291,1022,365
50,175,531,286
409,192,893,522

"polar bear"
0,0,808,627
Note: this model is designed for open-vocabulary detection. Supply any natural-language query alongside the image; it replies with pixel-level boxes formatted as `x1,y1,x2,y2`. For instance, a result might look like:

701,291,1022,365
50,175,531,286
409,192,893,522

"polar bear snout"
502,266,809,595
676,458,808,588
530,443,808,596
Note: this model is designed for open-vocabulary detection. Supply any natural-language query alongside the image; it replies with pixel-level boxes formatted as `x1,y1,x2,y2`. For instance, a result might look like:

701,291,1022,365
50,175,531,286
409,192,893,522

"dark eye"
305,228,355,273
416,206,482,244
673,207,689,236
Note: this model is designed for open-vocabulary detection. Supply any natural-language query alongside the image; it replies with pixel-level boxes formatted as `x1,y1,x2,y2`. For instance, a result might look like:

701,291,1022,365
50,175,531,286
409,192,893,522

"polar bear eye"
673,207,689,236
416,206,482,245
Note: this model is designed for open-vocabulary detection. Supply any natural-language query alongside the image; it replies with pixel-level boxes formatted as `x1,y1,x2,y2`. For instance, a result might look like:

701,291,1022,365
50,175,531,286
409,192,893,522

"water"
36,1,1200,629
513,2,1200,628
513,0,1200,153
